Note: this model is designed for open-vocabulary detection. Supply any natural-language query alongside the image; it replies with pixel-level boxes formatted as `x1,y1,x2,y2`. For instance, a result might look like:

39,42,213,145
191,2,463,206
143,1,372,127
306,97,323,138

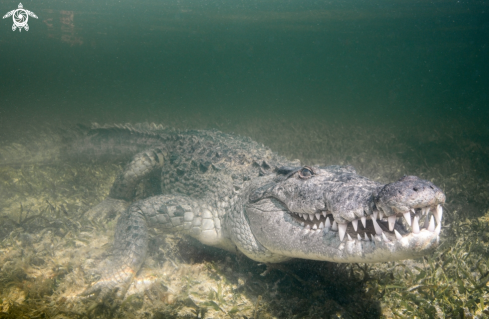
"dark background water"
1,0,487,132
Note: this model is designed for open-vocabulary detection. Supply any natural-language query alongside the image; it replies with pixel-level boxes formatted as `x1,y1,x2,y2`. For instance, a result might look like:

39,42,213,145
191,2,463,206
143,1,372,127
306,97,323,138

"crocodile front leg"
81,194,233,302
81,203,148,303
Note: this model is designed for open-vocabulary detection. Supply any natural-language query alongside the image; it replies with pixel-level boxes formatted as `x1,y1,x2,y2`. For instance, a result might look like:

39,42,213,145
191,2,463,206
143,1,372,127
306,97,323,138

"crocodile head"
245,165,445,263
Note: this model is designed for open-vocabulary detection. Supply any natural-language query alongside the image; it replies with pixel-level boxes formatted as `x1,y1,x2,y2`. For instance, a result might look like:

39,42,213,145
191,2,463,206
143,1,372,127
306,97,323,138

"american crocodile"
78,123,445,302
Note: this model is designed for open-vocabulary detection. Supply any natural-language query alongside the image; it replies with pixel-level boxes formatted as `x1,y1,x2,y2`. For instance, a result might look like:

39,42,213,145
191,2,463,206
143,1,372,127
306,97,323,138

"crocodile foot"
79,264,135,307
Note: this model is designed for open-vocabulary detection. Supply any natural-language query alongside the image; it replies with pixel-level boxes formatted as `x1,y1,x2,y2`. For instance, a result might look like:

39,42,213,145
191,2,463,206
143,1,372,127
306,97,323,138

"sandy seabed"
0,115,488,318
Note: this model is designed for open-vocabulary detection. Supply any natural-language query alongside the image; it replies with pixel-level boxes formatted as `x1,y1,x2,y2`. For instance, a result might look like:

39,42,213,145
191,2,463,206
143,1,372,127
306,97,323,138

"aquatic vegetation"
0,119,488,318
377,216,489,318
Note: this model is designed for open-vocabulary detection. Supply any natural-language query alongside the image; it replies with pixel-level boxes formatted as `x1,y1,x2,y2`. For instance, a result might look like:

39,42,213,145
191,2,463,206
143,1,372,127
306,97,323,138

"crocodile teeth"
428,215,435,232
338,223,347,241
319,221,324,229
347,233,353,241
301,222,305,227
305,224,311,230
382,232,390,242
302,214,308,220
312,223,318,230
298,213,303,218
332,220,338,231
309,214,314,221
322,211,327,217
352,219,358,231
412,215,420,234
360,216,366,228
379,211,384,220
434,205,443,224
357,234,362,240
388,215,396,231
394,229,403,240
372,211,378,220
435,221,441,235
325,217,331,230
371,217,383,235
403,212,412,226
364,233,369,241
315,213,321,220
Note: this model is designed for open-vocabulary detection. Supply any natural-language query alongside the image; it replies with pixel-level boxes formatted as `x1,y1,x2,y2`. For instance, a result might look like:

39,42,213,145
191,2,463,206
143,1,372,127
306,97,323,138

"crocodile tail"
61,123,173,163
0,123,173,167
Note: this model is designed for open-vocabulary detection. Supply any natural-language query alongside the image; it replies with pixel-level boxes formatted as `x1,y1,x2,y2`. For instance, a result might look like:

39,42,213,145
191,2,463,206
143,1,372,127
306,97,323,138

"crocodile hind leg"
80,194,233,303
84,148,166,221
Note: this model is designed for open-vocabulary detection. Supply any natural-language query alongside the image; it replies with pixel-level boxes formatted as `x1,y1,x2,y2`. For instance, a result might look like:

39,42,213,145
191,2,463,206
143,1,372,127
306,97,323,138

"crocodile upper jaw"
246,198,442,263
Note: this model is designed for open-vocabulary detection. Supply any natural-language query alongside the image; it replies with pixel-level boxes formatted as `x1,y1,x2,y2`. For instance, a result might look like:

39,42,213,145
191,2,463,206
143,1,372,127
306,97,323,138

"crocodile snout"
375,176,446,216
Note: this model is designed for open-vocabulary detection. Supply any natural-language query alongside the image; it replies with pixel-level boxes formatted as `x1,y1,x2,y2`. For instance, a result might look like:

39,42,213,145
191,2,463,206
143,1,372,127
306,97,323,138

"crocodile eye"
299,167,314,179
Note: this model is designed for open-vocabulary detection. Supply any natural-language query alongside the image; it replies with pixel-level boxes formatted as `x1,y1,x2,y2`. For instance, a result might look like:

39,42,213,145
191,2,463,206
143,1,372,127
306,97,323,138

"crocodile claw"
79,264,135,306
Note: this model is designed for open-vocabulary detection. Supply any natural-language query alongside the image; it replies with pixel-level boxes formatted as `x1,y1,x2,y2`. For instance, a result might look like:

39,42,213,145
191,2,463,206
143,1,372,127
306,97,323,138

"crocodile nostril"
413,187,419,191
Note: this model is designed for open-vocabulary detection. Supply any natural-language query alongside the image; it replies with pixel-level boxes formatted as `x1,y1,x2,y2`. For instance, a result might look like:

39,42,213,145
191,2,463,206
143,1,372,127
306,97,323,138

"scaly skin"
79,124,445,303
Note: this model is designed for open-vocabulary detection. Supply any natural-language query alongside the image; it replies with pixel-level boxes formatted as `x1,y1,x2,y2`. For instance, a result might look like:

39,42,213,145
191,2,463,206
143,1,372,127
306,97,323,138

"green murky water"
0,0,488,317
